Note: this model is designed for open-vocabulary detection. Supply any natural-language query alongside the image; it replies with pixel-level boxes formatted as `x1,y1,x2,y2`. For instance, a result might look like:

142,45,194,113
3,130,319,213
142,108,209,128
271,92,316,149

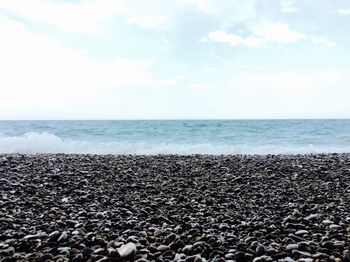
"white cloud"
201,31,262,47
201,22,335,48
253,22,305,43
0,0,125,35
0,0,179,32
0,15,166,114
178,0,256,28
280,0,299,13
126,15,167,29
309,36,336,47
338,8,350,15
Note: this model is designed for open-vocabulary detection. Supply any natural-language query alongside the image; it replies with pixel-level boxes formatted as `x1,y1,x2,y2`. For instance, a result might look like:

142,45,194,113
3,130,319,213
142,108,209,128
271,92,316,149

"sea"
0,120,349,155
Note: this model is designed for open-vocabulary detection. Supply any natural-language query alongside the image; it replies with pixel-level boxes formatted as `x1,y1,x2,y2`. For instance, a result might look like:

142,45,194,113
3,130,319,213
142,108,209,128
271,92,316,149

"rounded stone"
286,244,298,252
117,243,136,258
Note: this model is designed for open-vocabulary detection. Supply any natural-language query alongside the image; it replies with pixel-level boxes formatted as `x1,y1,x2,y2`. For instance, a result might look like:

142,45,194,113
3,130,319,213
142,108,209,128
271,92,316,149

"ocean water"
0,120,349,155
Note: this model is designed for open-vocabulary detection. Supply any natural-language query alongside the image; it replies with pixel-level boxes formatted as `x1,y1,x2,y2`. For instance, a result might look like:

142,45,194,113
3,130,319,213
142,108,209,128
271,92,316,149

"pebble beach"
1,154,350,262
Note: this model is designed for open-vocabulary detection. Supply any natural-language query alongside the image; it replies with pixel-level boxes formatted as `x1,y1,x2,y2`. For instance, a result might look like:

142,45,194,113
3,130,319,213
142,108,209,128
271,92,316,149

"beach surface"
0,154,350,261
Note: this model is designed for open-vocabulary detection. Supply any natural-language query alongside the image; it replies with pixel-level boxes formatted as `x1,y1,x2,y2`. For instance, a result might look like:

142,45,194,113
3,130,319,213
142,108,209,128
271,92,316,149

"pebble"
329,224,342,230
256,245,266,256
158,244,170,252
286,244,298,252
292,250,312,258
280,257,296,262
322,219,333,225
57,231,68,242
225,253,235,259
185,255,204,262
295,230,308,236
234,251,248,262
1,154,350,262
182,245,193,254
304,214,319,220
253,255,273,262
154,229,163,237
344,250,350,258
117,242,136,258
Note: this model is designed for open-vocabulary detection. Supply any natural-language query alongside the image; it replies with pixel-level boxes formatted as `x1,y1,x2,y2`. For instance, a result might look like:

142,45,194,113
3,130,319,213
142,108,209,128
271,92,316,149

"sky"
0,0,349,120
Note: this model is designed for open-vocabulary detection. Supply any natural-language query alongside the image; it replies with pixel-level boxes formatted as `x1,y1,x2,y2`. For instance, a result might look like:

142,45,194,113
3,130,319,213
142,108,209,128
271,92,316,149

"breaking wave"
0,132,349,155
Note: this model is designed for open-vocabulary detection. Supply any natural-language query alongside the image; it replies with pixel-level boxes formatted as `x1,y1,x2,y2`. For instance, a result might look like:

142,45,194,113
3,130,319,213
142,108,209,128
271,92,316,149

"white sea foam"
0,132,349,155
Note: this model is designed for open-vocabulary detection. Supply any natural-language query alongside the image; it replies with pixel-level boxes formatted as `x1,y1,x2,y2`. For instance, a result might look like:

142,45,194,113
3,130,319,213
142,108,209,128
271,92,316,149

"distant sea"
0,120,350,155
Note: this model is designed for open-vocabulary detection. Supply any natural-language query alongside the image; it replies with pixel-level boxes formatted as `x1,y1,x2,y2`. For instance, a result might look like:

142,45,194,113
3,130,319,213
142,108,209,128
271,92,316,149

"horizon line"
1,118,350,121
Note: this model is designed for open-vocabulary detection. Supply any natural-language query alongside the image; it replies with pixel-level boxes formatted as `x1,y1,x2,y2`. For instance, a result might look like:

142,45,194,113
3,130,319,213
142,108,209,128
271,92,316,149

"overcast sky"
0,0,349,119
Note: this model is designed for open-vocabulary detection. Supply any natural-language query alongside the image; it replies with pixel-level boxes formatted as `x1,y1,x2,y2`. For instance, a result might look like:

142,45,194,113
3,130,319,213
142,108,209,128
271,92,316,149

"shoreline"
1,152,350,156
1,154,350,261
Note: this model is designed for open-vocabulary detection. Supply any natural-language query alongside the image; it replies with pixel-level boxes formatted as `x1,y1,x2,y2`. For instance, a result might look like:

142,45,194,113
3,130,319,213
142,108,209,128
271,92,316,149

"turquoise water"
0,120,349,154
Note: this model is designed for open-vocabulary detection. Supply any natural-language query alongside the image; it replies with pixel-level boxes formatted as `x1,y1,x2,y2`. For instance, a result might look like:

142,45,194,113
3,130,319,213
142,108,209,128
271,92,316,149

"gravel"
0,153,350,261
